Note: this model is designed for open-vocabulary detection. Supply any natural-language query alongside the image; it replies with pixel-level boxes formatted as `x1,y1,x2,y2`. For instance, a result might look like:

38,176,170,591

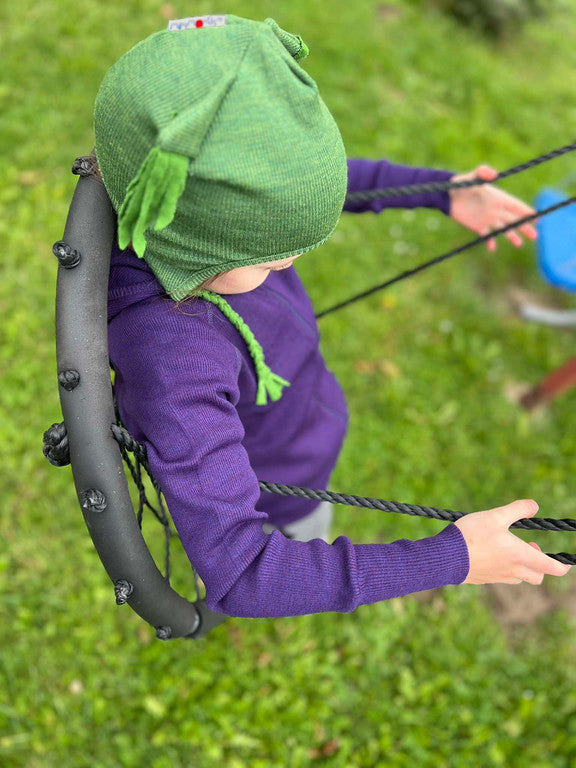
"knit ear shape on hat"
264,18,309,60
117,146,189,255
117,70,236,257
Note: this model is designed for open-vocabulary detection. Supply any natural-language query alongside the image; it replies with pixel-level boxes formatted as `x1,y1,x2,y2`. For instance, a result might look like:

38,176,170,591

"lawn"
2,1,576,766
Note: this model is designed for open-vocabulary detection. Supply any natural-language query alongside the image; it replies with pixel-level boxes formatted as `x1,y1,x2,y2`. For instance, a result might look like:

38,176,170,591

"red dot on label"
195,19,203,28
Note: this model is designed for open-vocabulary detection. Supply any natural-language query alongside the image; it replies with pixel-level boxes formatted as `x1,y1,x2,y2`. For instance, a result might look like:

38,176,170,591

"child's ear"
264,18,309,60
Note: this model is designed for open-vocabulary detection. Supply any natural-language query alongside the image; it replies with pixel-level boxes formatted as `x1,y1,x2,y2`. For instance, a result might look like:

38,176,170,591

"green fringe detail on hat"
117,145,190,257
197,290,291,406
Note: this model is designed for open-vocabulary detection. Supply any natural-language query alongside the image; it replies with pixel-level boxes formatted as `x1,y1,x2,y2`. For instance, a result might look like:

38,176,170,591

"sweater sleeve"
345,158,455,216
112,309,469,619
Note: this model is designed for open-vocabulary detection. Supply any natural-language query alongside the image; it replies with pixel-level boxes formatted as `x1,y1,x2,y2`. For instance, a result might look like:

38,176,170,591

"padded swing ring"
54,160,228,639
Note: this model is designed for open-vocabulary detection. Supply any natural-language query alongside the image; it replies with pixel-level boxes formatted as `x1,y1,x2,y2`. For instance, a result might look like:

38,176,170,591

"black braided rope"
47,418,576,562
321,141,576,319
316,194,576,319
257,482,576,565
345,141,576,203
101,425,576,566
101,424,576,565
258,482,576,531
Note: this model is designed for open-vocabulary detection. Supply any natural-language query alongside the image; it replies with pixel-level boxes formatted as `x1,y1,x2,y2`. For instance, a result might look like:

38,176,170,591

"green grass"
2,0,576,765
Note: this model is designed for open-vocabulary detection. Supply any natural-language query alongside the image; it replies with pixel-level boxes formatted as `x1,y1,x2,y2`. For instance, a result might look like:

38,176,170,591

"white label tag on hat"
167,15,227,31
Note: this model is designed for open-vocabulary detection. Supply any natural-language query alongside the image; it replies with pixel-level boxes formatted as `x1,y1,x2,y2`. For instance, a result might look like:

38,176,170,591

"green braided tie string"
198,290,291,406
117,145,190,257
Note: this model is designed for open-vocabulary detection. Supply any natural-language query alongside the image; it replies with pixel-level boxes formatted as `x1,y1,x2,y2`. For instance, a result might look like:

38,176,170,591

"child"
97,14,570,619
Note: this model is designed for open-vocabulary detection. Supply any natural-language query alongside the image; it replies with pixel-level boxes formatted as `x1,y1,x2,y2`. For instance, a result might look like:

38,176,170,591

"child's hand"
454,499,571,585
449,165,538,252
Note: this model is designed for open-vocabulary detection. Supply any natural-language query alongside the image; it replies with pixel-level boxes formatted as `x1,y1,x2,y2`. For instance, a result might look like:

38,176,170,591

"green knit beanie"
93,13,348,301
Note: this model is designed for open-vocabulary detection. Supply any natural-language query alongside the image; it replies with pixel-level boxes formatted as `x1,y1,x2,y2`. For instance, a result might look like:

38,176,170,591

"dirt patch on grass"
411,579,576,636
483,581,576,631
375,4,403,20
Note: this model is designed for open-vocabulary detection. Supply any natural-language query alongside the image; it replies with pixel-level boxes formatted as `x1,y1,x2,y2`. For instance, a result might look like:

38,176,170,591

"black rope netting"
44,141,576,592
110,402,203,601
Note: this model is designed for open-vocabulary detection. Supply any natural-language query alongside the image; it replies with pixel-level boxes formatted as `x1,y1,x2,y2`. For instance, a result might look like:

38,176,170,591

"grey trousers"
261,500,333,543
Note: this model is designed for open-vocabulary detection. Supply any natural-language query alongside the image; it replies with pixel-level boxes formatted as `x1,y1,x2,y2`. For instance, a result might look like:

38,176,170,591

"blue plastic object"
535,187,576,292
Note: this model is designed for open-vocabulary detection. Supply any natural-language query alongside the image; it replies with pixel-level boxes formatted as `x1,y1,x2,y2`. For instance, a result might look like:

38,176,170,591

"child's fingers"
480,226,497,251
494,215,523,247
495,503,571,578
503,215,526,247
497,209,537,247
521,542,572,577
503,203,539,240
528,542,542,552
490,189,537,236
500,217,538,244
516,567,544,586
505,200,538,240
517,220,538,240
494,499,539,527
489,212,535,249
475,164,499,181
506,231,523,247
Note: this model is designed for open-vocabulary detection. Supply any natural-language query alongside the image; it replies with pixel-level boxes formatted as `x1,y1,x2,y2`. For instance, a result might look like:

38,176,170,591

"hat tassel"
197,290,291,406
256,367,291,406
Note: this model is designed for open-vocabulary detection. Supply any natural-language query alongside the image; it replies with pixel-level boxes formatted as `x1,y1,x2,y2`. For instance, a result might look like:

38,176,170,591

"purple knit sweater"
107,157,470,618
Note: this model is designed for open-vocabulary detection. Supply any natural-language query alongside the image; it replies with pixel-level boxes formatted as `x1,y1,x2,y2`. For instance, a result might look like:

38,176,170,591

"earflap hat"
94,14,348,404
94,14,347,299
